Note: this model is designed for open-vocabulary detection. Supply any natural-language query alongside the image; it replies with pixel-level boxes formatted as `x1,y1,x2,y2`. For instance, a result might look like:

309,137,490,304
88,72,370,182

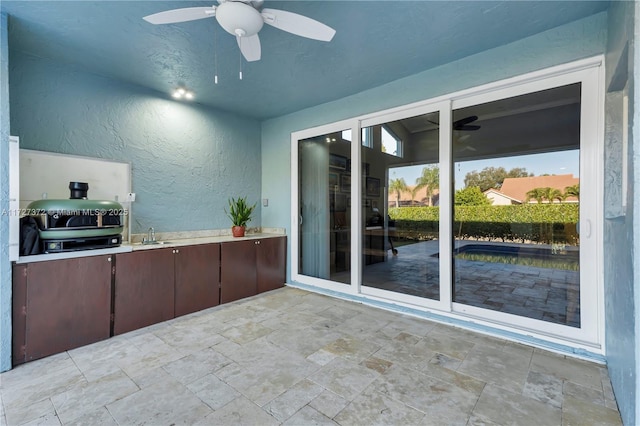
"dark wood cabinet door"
113,249,175,335
23,256,112,362
257,237,286,294
174,244,220,317
12,264,28,366
220,240,257,303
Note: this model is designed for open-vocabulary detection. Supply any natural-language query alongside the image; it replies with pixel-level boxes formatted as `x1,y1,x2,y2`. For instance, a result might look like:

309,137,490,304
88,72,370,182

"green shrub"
388,204,579,244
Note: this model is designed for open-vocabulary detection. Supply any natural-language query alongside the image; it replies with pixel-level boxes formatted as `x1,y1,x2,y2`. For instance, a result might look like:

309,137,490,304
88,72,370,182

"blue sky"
389,150,579,190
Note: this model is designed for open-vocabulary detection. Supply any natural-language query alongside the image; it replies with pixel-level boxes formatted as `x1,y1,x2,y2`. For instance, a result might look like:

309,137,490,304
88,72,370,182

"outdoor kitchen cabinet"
256,236,286,294
113,244,221,334
220,236,286,304
113,248,175,335
174,244,220,317
12,256,113,365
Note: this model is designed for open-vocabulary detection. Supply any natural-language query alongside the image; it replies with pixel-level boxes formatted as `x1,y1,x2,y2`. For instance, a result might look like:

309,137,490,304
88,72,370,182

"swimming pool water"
452,244,579,271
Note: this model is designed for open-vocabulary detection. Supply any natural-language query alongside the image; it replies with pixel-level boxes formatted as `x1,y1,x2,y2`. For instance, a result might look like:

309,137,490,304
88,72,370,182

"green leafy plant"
388,204,579,244
454,186,491,206
225,197,256,227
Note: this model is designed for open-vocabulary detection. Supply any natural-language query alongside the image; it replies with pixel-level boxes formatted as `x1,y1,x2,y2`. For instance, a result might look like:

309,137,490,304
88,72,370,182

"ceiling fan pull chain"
214,28,219,84
239,38,243,80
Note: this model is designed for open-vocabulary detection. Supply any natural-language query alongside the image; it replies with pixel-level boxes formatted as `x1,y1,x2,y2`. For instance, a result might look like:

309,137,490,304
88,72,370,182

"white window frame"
380,124,403,157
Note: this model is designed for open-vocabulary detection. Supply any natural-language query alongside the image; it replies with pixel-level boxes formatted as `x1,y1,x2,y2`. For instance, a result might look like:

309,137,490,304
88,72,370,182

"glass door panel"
361,112,440,301
298,130,351,284
452,83,581,327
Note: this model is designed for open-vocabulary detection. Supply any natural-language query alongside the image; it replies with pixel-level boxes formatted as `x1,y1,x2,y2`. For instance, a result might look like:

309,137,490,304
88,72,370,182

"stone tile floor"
0,287,621,425
360,240,580,327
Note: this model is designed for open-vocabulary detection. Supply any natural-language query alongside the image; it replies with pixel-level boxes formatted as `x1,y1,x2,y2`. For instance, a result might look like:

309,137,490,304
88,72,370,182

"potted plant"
225,196,256,237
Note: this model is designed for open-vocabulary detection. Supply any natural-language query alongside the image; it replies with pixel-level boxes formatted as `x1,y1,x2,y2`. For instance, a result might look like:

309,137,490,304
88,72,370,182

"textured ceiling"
2,1,609,120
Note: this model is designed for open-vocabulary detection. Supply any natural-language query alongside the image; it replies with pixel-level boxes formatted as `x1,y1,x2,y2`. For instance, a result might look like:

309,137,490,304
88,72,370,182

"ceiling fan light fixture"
144,2,336,64
216,1,264,37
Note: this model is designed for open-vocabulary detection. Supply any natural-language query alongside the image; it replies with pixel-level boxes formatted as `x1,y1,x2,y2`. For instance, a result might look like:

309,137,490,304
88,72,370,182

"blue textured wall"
603,2,637,424
0,13,11,372
261,12,607,281
9,51,262,234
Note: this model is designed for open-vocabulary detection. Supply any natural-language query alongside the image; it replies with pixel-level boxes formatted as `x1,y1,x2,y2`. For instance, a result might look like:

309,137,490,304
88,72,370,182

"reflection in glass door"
298,130,351,284
360,112,441,301
452,83,582,327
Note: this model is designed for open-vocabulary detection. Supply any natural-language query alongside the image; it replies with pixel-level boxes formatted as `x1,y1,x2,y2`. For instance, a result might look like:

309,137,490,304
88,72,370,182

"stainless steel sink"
140,240,171,245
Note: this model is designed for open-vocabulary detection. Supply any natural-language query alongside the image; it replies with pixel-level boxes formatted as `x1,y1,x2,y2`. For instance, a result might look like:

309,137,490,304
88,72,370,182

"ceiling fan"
425,115,481,151
427,115,482,132
452,115,481,131
143,0,336,62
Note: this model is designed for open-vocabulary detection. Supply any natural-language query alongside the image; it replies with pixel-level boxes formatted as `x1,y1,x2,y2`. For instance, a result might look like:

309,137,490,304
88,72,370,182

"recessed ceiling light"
172,87,194,101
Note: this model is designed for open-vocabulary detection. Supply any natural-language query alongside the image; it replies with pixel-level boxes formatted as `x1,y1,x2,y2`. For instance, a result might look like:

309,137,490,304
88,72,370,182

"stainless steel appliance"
26,182,124,253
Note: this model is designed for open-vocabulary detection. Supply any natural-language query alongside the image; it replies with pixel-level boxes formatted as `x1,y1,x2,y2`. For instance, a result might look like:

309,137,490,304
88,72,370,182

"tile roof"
495,174,579,203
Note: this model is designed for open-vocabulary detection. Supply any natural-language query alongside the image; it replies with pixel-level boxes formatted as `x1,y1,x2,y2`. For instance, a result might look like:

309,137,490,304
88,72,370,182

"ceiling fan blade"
453,115,478,126
237,34,261,62
261,8,335,41
143,7,216,25
456,124,481,131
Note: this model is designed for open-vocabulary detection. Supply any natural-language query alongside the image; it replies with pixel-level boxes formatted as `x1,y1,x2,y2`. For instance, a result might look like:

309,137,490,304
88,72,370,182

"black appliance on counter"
25,182,125,253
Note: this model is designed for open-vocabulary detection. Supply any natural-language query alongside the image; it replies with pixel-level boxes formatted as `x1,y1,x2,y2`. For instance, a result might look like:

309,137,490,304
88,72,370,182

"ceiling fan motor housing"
216,1,264,37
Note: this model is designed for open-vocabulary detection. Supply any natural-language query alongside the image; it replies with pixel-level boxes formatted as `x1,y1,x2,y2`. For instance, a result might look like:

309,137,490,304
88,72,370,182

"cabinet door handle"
107,257,111,262
176,249,180,253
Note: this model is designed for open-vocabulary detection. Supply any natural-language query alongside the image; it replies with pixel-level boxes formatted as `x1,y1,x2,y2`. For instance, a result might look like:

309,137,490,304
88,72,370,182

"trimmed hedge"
388,204,579,244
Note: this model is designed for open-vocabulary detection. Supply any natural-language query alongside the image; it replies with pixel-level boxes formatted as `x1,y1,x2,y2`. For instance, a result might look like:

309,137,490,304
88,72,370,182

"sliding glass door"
358,106,447,306
292,60,602,347
452,84,582,327
298,129,352,285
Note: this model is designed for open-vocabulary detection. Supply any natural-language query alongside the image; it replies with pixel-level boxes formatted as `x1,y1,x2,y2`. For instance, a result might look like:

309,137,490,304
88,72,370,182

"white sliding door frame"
291,118,360,295
358,100,452,312
450,65,603,347
290,56,604,352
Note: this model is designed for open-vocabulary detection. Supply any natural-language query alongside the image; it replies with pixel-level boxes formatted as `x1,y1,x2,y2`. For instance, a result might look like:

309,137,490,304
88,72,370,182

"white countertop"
130,233,285,251
16,233,286,263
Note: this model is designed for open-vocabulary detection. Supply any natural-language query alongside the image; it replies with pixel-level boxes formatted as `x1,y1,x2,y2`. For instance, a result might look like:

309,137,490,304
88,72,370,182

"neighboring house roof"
484,189,522,204
488,174,579,203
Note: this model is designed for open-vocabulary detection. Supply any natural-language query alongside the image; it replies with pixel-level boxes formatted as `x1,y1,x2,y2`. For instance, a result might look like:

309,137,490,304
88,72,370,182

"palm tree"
410,186,420,206
541,187,563,204
415,166,439,206
553,190,568,203
389,178,408,208
525,187,546,204
564,184,580,200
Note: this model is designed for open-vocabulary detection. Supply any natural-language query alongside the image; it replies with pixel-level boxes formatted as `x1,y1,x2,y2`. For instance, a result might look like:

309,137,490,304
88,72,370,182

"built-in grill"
26,182,124,253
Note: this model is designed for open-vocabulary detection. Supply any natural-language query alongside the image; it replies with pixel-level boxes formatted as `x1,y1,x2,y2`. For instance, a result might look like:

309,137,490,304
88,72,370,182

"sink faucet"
148,227,156,243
